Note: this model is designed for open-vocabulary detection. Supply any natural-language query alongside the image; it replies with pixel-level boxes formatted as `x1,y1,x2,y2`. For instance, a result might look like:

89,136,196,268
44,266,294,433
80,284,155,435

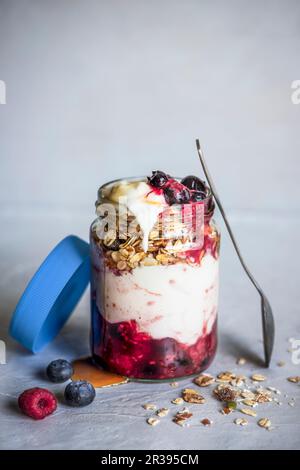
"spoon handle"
196,139,274,366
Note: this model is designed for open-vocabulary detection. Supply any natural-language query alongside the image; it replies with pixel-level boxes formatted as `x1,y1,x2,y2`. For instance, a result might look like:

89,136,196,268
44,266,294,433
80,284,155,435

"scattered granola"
221,401,236,414
201,418,213,426
217,371,236,382
242,399,257,408
237,357,246,365
182,388,205,404
171,397,184,405
230,376,246,387
277,361,285,367
140,359,293,429
221,407,233,415
241,390,256,400
143,403,157,410
214,384,238,402
258,418,271,429
235,418,248,426
251,374,266,382
173,409,193,426
240,408,257,417
255,389,272,403
287,376,300,383
194,374,215,387
156,408,169,417
147,417,160,426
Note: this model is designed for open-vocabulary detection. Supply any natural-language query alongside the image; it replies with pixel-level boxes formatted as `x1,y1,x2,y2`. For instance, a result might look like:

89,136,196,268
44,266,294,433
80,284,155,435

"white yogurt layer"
97,254,219,345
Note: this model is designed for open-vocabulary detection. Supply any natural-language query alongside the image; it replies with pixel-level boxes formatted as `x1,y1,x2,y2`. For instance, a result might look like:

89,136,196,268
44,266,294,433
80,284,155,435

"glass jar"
90,177,220,380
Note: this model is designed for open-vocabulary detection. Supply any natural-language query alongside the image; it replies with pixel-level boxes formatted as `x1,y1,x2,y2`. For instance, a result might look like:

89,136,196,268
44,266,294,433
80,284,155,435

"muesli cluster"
94,224,219,272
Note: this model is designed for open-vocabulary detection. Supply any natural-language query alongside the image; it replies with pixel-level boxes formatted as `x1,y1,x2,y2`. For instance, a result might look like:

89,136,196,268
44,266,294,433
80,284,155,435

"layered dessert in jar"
90,171,220,380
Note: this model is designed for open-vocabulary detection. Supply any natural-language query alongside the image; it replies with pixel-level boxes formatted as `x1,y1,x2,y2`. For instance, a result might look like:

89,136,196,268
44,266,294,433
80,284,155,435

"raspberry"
18,387,57,420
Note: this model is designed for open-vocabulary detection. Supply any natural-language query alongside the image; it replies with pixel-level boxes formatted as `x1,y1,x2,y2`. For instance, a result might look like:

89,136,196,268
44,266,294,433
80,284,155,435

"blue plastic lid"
9,235,90,353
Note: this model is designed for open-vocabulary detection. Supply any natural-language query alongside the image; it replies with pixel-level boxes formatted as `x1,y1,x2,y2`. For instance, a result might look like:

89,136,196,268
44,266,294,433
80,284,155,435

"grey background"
0,0,300,215
0,0,300,450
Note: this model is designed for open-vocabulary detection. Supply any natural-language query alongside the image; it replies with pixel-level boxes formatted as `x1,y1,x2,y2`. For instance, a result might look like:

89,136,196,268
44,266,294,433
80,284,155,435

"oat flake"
147,417,160,426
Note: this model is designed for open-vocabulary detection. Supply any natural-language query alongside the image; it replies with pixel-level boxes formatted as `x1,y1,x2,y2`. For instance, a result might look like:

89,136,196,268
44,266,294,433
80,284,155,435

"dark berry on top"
181,175,207,193
46,359,74,383
148,171,169,188
164,181,191,205
18,387,57,420
191,190,207,202
64,380,96,407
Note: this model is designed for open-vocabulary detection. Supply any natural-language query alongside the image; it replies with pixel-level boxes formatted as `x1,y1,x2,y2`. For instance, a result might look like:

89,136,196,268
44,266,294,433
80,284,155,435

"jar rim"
96,176,213,207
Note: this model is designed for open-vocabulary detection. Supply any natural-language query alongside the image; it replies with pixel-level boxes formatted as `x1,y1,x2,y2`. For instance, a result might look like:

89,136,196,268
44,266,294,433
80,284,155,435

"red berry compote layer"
90,172,220,380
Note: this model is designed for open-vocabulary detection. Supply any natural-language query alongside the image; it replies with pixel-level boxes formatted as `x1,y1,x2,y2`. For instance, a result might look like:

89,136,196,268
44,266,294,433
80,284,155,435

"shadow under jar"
90,177,220,381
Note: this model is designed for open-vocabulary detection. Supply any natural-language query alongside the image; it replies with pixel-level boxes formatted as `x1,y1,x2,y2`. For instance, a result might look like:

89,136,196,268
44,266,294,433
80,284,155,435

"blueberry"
148,171,169,188
181,175,207,193
64,380,96,407
46,359,74,383
164,185,191,205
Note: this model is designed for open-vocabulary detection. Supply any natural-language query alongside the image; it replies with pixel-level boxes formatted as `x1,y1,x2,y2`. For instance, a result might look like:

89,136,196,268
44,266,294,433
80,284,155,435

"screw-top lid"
9,235,90,353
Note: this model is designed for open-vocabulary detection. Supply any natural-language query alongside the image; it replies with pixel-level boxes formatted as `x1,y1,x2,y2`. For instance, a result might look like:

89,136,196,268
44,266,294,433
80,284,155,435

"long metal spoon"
196,139,274,367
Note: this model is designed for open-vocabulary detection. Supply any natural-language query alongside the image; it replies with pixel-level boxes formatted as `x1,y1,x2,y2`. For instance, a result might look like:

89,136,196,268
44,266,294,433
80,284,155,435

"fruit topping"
148,170,169,188
181,175,207,193
146,171,215,208
191,190,207,202
46,359,74,383
163,180,191,205
18,387,57,420
64,380,96,407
